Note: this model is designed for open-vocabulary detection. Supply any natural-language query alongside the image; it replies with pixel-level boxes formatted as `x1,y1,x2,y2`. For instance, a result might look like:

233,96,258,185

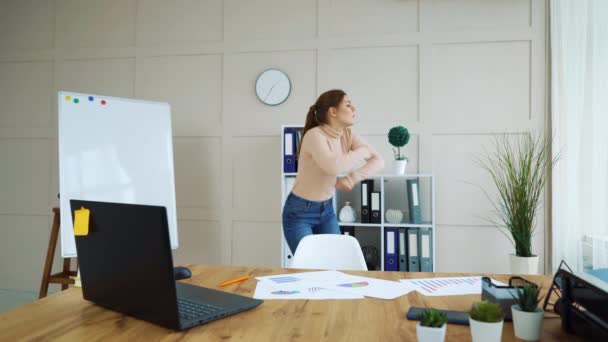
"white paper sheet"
321,273,415,300
253,280,363,300
255,270,347,284
399,276,506,297
256,271,414,300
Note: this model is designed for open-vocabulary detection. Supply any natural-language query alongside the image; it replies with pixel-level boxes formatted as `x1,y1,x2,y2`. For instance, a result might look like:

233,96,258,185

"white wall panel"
137,0,222,46
0,0,54,50
173,138,222,210
429,0,531,31
56,0,136,48
327,46,419,128
138,55,222,136
172,220,223,266
0,62,53,128
0,140,51,215
431,41,530,129
326,0,418,36
225,0,316,40
56,58,135,98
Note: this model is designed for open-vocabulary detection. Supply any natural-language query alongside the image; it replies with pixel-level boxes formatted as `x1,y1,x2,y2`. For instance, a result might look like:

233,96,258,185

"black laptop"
70,199,263,331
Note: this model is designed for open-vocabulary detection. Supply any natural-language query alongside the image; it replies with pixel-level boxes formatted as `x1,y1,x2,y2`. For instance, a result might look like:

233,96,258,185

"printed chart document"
399,276,506,297
255,271,414,300
253,280,363,300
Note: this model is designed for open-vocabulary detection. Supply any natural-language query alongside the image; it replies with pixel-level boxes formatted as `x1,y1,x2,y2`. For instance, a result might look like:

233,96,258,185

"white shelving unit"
280,125,436,271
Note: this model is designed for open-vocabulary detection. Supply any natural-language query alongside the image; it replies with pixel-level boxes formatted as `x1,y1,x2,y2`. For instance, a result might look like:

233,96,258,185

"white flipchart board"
58,91,178,257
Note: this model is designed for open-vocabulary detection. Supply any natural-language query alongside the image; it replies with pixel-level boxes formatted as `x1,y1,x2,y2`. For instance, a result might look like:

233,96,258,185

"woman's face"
332,95,356,127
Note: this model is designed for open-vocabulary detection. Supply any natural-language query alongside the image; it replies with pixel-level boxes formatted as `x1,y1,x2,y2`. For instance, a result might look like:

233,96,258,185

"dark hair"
298,89,347,159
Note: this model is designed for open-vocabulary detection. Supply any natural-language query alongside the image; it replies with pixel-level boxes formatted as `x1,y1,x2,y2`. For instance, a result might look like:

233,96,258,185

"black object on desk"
174,266,192,280
406,306,470,325
544,261,608,340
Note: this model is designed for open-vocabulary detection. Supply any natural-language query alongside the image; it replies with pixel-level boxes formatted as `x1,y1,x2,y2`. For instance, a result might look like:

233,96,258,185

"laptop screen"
70,199,180,328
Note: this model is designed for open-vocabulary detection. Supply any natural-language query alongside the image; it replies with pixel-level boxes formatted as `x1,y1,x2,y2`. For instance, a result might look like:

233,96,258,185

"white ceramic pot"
385,209,403,224
511,305,543,341
338,202,356,223
416,322,446,342
469,317,503,342
393,159,407,175
509,254,539,274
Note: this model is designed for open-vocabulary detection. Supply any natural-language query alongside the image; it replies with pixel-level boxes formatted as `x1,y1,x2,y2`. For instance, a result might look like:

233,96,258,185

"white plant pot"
509,254,539,274
393,159,407,175
469,317,503,342
511,305,544,341
416,322,446,342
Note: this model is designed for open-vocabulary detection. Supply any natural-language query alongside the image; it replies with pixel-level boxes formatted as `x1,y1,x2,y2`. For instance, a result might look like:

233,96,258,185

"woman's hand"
335,176,353,191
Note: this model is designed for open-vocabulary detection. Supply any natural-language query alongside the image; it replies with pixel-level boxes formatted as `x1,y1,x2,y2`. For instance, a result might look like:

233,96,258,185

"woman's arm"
343,129,385,187
305,129,371,175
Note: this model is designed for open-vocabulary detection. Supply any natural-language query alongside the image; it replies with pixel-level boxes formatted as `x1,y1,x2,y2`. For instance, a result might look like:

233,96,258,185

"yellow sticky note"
74,207,90,236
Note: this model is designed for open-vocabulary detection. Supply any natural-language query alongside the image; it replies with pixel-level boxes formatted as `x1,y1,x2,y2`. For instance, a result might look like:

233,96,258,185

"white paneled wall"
0,0,547,291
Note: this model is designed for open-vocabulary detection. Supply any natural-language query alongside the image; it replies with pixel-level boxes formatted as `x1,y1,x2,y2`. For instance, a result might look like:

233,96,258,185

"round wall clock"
255,69,291,106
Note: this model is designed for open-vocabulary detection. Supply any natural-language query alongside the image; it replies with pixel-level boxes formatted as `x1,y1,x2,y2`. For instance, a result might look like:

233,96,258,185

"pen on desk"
218,275,251,287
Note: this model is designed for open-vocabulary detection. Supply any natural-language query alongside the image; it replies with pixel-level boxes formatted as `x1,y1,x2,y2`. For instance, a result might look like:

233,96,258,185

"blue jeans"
282,192,340,254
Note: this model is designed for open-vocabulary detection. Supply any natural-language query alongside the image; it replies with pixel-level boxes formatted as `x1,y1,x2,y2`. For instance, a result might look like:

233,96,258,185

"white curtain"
551,0,608,273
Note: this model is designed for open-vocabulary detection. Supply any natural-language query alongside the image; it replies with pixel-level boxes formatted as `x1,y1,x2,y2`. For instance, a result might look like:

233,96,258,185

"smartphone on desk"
406,306,470,325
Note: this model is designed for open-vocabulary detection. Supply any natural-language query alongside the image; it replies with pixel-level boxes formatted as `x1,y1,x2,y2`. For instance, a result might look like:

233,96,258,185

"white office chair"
290,234,368,271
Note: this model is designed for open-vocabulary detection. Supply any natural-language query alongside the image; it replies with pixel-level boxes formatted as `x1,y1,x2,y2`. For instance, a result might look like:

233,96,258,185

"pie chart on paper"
338,281,369,288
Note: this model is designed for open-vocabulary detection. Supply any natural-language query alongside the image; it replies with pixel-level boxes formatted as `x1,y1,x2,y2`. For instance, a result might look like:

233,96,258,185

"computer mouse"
173,266,192,280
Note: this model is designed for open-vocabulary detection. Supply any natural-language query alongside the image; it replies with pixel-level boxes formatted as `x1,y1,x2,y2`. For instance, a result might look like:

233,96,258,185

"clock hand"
264,81,280,102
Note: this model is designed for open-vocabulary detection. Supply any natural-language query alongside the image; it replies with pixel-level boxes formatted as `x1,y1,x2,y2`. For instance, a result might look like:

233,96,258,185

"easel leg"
61,258,71,291
39,208,60,299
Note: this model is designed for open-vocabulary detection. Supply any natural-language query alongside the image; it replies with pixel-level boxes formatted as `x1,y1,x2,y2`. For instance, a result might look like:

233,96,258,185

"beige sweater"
291,125,385,201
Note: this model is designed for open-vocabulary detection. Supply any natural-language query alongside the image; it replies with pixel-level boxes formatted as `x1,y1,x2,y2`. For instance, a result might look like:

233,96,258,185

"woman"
282,89,385,254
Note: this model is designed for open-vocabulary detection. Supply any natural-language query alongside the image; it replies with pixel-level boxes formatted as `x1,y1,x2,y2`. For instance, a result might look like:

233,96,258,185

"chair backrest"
290,234,368,271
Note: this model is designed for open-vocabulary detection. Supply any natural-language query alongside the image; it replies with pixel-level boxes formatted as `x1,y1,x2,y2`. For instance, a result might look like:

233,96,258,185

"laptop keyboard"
178,298,223,320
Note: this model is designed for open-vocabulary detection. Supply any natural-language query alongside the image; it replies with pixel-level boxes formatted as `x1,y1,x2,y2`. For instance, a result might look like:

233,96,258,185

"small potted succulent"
511,284,544,341
388,126,410,175
469,300,504,342
416,308,448,342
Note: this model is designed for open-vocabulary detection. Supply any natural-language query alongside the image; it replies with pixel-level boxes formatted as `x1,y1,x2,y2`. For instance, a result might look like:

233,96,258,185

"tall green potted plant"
388,125,410,175
479,134,558,274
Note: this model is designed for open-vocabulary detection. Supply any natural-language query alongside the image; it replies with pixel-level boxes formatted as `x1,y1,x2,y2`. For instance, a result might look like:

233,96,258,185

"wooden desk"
0,264,579,341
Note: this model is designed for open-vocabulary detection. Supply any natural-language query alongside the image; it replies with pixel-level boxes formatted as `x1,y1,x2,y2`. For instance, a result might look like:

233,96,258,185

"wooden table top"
0,264,579,341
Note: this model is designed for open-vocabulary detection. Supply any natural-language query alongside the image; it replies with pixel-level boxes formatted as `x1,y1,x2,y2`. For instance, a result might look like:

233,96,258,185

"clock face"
255,69,291,106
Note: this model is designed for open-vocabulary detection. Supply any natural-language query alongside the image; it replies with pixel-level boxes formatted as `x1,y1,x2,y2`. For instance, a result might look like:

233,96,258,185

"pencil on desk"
218,275,250,287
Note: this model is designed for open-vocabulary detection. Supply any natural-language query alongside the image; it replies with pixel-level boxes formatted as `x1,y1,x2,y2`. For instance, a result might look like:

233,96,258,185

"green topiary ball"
388,126,410,148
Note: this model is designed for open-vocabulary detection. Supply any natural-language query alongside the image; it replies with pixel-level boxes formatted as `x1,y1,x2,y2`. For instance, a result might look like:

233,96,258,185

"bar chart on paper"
400,276,491,296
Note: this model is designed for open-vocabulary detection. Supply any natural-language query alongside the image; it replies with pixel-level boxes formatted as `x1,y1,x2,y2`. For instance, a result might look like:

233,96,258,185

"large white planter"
416,322,446,342
469,317,503,342
392,159,407,175
509,254,539,274
511,305,544,341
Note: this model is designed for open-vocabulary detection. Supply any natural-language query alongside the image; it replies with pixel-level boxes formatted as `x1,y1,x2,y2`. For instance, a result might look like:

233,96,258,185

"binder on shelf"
370,191,381,223
360,179,374,223
398,228,408,271
384,227,398,271
406,179,422,224
407,228,420,272
419,228,433,272
340,226,355,237
294,127,303,165
283,128,297,173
